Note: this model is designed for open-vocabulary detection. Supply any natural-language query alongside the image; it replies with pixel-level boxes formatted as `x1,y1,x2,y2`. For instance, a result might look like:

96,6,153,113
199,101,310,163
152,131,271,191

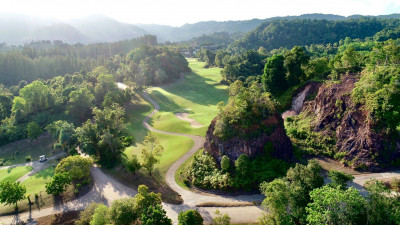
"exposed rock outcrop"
302,74,400,171
282,82,321,119
204,113,293,163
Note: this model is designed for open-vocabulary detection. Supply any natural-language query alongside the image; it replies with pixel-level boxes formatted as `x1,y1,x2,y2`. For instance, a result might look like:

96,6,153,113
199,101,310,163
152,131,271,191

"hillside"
230,17,400,51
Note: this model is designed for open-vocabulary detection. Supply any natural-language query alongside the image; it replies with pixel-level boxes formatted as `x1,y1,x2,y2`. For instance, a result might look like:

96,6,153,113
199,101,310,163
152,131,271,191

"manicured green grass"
148,59,228,136
123,94,193,173
0,166,32,183
22,166,55,195
0,134,61,166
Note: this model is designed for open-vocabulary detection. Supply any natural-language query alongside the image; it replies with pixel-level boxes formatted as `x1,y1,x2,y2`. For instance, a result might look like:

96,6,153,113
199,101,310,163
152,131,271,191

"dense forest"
229,17,400,52
0,37,189,168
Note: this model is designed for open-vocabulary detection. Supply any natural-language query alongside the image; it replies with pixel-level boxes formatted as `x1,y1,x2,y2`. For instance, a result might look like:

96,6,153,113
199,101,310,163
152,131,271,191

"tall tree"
27,121,42,140
141,134,164,175
67,87,94,122
284,46,310,86
262,55,287,95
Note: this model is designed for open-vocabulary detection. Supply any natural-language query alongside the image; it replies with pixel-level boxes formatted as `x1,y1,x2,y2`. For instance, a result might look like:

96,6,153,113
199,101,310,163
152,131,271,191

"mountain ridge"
0,13,399,45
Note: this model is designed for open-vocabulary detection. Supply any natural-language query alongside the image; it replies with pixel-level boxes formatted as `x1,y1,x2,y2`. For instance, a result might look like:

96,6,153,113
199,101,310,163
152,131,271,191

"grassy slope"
148,59,228,136
0,134,61,166
0,166,32,183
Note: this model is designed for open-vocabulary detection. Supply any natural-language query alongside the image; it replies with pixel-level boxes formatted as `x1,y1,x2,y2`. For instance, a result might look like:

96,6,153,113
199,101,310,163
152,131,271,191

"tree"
0,93,12,121
284,46,310,86
259,178,292,225
141,134,164,175
76,203,103,225
109,198,137,225
125,155,141,174
285,160,324,224
306,186,367,225
55,155,93,182
220,155,231,173
91,204,110,225
141,204,172,225
178,209,204,225
365,180,400,224
27,121,42,140
45,172,72,195
262,55,287,95
14,80,53,115
259,160,324,225
134,185,162,215
0,181,26,210
67,87,94,122
212,210,230,225
234,154,251,188
327,170,354,189
46,120,76,150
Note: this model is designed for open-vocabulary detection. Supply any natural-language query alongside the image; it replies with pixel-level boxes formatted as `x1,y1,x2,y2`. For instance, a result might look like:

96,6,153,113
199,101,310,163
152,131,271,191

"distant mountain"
68,15,147,43
25,23,90,44
0,13,57,45
136,13,400,42
0,13,399,45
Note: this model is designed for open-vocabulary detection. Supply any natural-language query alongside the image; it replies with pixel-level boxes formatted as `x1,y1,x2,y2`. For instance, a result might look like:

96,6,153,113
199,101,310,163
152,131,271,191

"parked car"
39,155,47,162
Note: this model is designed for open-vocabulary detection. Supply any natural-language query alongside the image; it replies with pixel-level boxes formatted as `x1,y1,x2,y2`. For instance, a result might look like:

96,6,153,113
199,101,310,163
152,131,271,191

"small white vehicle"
39,155,47,162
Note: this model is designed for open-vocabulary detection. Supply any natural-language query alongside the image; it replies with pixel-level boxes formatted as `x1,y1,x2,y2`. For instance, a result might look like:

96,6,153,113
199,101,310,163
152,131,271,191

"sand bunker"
175,113,203,128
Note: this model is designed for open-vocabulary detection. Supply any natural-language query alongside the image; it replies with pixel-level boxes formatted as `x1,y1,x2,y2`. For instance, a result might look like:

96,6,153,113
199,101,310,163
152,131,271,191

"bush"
328,170,354,189
109,198,137,225
25,156,32,162
55,155,93,182
91,204,110,225
178,209,204,225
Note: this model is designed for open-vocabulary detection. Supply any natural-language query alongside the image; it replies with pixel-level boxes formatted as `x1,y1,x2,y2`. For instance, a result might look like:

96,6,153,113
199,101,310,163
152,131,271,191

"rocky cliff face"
204,113,293,163
302,74,400,171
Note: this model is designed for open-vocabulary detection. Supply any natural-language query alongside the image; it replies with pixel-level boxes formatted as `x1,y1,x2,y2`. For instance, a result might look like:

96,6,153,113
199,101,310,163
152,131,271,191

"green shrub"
25,156,32,162
178,209,204,225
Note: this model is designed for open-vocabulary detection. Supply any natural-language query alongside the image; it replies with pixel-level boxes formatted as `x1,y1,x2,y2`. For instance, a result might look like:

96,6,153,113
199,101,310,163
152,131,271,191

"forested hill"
1,13,400,45
229,17,400,52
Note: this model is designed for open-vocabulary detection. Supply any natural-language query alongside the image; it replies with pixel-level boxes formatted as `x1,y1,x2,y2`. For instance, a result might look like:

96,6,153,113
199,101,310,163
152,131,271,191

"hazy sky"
2,0,400,26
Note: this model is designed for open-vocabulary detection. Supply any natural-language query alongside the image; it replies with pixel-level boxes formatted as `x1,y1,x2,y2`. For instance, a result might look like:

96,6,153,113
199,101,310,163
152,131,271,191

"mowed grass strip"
0,134,60,166
0,166,32,183
148,59,228,137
